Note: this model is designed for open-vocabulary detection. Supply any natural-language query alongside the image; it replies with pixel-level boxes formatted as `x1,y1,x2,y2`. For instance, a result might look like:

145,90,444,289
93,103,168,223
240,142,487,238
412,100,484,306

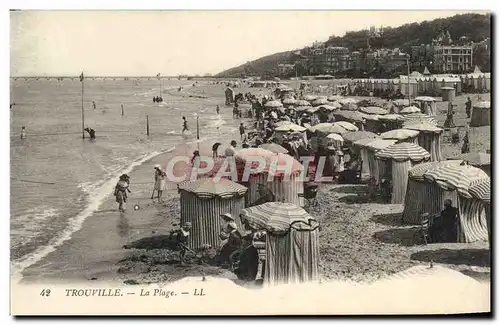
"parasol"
360,106,389,115
342,131,379,144
259,143,289,154
400,106,422,114
380,128,420,141
375,142,430,162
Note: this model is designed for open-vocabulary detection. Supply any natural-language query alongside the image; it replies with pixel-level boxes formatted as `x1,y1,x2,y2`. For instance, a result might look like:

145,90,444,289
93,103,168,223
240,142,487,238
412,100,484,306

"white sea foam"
10,149,166,282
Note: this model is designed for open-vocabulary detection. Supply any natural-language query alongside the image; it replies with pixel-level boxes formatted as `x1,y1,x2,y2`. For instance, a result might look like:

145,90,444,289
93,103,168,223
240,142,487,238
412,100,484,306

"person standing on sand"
151,165,166,202
239,123,246,140
182,116,189,135
20,126,26,139
225,140,237,157
465,97,472,118
175,222,192,265
114,174,131,212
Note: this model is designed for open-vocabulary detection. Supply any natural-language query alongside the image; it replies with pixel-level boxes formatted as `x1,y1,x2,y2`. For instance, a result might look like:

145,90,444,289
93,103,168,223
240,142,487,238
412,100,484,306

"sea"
10,78,238,275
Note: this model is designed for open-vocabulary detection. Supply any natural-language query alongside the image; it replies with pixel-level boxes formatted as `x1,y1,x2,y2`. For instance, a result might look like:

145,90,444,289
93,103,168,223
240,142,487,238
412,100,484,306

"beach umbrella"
177,177,247,199
469,178,490,203
449,152,491,167
361,138,398,151
333,121,359,132
360,106,389,115
380,129,420,141
265,100,283,108
240,202,314,233
317,104,339,111
312,97,328,106
378,114,404,121
259,143,289,154
308,123,348,135
339,98,358,105
275,123,306,133
393,99,410,107
327,95,343,102
295,100,311,107
320,102,342,110
340,102,358,111
404,122,443,133
326,133,344,142
282,98,297,106
294,105,312,112
275,120,294,128
400,106,422,114
304,94,317,102
408,160,464,181
414,96,437,102
375,142,430,162
342,131,379,144
423,165,489,198
333,110,366,123
402,114,438,126
236,147,275,160
306,107,319,114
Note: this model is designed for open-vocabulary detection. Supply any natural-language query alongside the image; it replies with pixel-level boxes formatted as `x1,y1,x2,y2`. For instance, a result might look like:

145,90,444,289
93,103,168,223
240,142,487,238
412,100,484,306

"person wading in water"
182,116,189,135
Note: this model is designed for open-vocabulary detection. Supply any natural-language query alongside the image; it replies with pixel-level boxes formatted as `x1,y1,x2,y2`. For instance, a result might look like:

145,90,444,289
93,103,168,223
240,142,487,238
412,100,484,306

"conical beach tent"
423,165,489,243
178,178,247,249
404,122,444,161
240,202,320,286
355,138,397,185
402,160,463,224
375,143,431,204
469,178,491,247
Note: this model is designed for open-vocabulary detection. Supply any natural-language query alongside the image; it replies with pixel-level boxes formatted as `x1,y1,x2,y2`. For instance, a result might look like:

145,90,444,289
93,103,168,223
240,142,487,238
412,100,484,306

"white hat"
220,213,234,221
154,164,161,169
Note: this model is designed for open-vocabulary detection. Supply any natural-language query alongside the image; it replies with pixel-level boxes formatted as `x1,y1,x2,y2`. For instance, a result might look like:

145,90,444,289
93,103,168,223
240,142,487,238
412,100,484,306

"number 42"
40,289,51,297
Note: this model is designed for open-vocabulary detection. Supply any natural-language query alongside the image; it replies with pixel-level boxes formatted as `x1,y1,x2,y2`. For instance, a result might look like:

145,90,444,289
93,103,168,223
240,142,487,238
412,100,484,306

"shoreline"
16,83,247,284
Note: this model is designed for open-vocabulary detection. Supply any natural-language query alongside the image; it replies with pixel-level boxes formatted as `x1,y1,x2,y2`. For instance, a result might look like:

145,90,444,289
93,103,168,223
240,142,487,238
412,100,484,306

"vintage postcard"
9,9,491,315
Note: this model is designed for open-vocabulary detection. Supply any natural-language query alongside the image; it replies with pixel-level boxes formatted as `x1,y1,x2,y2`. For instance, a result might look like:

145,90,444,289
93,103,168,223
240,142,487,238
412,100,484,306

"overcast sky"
10,10,487,76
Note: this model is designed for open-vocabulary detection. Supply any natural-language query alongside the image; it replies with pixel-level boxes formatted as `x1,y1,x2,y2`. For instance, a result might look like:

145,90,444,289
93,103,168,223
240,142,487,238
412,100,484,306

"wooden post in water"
196,115,200,140
146,115,150,136
81,72,85,139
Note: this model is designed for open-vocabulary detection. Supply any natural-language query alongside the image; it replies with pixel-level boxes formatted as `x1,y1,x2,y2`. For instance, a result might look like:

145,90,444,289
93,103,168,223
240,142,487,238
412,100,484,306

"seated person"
218,213,242,265
380,178,393,202
338,153,361,183
429,199,458,243
232,232,259,281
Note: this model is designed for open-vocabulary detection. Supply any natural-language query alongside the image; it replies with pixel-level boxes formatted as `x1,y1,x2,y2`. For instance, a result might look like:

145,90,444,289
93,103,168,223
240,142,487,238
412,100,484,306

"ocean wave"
11,150,164,282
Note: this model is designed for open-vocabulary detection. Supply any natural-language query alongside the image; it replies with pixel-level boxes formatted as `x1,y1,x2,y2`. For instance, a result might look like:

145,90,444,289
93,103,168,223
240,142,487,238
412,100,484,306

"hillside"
216,13,490,78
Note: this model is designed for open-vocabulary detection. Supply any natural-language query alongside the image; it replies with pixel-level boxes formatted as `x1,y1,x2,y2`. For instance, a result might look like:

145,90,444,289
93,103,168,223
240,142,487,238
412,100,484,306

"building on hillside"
433,45,473,73
278,64,295,76
309,46,350,74
411,44,435,71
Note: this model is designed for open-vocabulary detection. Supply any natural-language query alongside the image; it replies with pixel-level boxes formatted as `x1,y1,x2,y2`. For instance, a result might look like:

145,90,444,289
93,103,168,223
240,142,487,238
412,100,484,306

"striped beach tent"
240,202,320,286
402,114,438,127
375,143,431,204
469,178,491,247
380,128,420,144
402,160,463,224
355,138,398,184
178,178,248,249
414,96,437,116
404,122,444,161
449,152,491,176
343,131,379,145
423,165,489,243
333,111,366,130
378,114,404,131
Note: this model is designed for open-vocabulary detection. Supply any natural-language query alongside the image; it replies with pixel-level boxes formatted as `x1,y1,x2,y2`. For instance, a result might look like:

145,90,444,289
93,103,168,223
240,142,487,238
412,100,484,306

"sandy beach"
19,82,490,286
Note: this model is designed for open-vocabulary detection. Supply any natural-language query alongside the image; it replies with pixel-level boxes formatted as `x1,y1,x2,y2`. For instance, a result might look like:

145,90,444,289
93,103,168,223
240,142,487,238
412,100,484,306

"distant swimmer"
92,101,96,110
10,103,15,109
182,116,189,135
84,127,96,139
216,105,220,115
20,126,26,139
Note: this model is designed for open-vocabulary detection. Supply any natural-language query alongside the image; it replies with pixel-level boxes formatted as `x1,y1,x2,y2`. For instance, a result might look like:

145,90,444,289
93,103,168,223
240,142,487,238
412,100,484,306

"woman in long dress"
152,165,166,203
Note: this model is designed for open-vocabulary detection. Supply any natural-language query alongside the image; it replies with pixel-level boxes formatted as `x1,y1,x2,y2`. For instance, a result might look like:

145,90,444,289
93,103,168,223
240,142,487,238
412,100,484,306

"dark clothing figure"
234,244,259,281
461,137,470,154
176,223,191,265
219,230,242,266
443,102,456,128
212,142,221,158
84,127,96,139
239,124,245,139
182,117,188,134
430,202,458,243
465,98,472,118
216,105,220,115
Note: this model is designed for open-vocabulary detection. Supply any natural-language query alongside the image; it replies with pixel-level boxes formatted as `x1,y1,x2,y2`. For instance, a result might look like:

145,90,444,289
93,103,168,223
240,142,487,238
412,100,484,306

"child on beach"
114,174,131,212
176,222,192,265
